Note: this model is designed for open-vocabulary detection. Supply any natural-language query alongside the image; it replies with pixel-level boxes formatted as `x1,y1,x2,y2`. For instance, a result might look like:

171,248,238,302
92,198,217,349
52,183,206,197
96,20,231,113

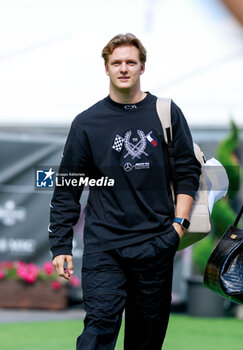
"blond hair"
102,33,147,64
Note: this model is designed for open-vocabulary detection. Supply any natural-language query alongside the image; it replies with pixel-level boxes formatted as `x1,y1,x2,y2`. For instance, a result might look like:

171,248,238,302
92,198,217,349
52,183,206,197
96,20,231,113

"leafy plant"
192,236,214,275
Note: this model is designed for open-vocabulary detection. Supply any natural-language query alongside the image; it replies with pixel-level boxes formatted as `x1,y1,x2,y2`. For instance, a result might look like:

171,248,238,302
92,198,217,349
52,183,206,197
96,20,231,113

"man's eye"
128,61,135,65
113,62,119,65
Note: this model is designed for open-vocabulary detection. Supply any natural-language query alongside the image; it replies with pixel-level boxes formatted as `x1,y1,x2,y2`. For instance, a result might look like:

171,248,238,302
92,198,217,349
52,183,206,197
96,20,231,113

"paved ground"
0,308,86,323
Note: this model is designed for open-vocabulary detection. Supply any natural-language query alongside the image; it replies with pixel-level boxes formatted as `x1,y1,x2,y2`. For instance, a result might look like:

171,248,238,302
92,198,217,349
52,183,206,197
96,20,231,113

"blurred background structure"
0,0,243,309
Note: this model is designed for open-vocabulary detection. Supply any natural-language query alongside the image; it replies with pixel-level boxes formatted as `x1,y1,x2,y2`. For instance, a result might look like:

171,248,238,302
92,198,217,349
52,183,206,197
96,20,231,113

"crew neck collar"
104,92,152,111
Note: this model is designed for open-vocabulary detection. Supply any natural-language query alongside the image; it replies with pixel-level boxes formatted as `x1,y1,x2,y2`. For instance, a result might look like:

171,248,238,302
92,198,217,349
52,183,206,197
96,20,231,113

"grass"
0,314,242,350
164,315,243,350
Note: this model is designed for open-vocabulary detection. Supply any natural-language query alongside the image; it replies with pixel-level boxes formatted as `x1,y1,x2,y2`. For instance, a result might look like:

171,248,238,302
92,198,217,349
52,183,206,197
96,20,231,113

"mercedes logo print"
124,163,133,172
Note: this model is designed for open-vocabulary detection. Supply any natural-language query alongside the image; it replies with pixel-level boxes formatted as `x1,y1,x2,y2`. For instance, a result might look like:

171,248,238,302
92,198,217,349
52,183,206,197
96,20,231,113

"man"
49,33,201,349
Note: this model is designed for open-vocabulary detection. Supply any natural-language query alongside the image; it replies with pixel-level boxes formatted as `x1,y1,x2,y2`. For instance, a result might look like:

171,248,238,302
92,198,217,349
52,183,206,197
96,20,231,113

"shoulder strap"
156,97,177,203
156,98,172,144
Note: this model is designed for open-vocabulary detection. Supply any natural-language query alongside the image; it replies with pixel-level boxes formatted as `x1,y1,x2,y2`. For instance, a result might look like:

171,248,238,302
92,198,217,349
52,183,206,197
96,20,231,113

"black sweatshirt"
49,92,201,258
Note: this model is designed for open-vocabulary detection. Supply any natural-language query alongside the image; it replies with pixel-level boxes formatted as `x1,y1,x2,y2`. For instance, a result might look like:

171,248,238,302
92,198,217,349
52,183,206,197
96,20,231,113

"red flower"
16,263,28,279
70,275,80,287
0,270,5,280
0,261,79,288
16,261,26,270
16,262,39,283
5,262,14,269
43,262,54,276
51,281,61,290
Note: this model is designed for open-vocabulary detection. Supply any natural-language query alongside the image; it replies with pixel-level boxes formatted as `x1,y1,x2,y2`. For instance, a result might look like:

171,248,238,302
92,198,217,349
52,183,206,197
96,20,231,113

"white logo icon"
124,130,148,159
124,105,137,110
123,163,133,172
112,130,148,159
0,200,26,226
36,168,55,188
43,168,55,181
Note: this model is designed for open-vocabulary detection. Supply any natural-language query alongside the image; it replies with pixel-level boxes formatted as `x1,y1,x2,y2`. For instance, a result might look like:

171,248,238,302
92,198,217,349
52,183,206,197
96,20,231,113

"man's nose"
120,62,128,72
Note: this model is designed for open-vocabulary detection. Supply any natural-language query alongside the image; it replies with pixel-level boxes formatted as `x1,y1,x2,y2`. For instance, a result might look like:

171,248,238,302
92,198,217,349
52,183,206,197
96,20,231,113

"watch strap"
173,217,190,230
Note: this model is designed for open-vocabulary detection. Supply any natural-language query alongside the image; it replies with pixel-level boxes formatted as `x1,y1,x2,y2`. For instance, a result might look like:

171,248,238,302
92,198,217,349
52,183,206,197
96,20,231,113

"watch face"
174,217,190,229
182,218,190,229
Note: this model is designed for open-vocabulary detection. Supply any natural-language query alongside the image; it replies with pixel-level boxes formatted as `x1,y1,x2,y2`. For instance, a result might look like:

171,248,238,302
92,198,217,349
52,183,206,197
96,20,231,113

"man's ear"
140,63,145,75
105,62,109,76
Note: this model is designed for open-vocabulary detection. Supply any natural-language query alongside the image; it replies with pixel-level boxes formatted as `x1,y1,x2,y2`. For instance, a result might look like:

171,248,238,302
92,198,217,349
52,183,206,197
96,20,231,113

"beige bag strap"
156,97,177,203
156,97,172,144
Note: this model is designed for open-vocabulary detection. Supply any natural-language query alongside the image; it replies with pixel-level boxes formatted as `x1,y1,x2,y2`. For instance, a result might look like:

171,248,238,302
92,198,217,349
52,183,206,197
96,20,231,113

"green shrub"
192,236,214,275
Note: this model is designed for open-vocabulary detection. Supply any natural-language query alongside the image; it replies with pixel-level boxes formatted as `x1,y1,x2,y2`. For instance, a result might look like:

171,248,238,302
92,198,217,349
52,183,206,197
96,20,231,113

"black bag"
203,205,243,304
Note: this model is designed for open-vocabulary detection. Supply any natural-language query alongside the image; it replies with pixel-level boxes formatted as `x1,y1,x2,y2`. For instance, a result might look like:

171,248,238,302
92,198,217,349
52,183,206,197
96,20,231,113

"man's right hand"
52,255,74,280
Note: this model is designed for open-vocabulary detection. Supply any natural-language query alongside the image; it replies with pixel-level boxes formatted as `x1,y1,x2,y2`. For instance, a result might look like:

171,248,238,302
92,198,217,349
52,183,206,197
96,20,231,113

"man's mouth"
118,76,130,82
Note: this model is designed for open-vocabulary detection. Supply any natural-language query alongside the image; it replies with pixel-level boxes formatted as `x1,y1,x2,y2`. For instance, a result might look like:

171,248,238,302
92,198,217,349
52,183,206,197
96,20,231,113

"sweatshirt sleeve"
49,115,91,259
171,101,201,198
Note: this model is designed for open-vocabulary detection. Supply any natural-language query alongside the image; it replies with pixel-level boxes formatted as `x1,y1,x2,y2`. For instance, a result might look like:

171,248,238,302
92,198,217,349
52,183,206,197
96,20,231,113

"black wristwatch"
173,217,190,231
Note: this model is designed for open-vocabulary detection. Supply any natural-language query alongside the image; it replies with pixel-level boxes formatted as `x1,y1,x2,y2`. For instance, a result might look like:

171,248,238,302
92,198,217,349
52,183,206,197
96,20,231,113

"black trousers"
76,229,179,350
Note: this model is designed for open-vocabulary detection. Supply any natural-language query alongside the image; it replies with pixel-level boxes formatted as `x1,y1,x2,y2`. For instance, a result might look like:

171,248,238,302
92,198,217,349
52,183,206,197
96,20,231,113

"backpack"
156,97,211,250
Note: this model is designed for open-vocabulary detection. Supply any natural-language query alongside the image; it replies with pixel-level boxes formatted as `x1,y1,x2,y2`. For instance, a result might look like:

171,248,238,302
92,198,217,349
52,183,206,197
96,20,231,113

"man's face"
105,45,145,92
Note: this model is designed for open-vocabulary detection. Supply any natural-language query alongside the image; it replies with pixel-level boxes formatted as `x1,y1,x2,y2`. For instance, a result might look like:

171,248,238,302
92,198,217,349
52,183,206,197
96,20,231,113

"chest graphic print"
112,130,158,160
